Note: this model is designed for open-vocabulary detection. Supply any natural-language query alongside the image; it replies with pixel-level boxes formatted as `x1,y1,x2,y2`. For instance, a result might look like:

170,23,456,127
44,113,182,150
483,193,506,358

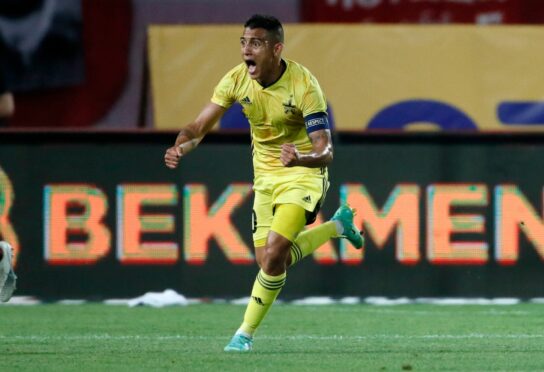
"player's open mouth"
245,60,257,75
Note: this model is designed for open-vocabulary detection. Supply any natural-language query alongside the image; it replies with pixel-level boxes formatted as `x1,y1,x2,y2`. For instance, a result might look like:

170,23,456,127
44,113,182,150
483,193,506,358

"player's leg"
288,220,338,267
238,205,305,333
0,241,16,302
289,204,364,267
224,203,306,352
280,171,363,267
238,203,366,331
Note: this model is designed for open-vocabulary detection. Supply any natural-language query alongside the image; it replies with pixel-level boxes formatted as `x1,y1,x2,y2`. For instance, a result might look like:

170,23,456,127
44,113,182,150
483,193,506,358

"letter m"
340,184,420,264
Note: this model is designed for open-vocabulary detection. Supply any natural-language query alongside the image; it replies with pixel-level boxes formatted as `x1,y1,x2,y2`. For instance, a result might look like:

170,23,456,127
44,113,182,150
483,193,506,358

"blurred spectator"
0,69,15,124
0,0,84,92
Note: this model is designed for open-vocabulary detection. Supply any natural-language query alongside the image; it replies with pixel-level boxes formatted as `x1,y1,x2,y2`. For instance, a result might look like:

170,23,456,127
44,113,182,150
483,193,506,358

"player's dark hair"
244,14,284,43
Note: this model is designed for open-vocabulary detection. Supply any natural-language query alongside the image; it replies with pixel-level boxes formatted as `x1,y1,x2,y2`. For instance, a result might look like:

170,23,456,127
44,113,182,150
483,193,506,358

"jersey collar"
258,59,288,89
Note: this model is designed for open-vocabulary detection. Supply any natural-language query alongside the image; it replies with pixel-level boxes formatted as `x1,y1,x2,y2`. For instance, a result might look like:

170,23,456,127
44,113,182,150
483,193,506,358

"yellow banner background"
149,25,544,131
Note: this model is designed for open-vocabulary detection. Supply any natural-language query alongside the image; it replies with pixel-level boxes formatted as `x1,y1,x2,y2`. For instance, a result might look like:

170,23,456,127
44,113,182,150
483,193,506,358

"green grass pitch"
2,303,544,371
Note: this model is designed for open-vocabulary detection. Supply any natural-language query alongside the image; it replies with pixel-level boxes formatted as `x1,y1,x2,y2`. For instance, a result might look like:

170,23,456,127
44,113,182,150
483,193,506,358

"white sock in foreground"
0,241,17,302
333,220,344,235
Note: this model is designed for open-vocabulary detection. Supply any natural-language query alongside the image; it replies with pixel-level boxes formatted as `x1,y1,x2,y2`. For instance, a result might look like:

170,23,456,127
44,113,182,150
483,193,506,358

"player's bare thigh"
254,203,307,274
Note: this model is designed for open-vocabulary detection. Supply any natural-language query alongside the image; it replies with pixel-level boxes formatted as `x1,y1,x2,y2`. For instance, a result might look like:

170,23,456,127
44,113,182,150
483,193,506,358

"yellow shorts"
252,170,329,246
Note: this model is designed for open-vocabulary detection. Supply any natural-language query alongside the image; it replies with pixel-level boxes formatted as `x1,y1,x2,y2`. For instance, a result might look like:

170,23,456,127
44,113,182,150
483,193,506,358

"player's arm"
280,111,333,168
281,129,333,168
164,102,226,169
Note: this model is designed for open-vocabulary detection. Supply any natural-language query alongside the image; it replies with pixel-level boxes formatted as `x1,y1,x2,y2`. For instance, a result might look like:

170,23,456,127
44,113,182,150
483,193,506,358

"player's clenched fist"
280,143,300,167
164,146,182,169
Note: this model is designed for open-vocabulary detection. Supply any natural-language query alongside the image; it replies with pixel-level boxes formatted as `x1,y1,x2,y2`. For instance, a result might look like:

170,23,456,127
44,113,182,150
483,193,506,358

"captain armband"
304,112,330,134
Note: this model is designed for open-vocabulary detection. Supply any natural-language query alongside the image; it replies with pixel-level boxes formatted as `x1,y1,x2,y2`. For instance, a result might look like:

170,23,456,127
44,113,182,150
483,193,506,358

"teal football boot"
224,333,253,352
331,205,364,249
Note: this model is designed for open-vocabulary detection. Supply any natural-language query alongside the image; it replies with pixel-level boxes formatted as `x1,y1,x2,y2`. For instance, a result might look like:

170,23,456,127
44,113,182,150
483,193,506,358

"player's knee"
255,255,263,268
261,245,288,275
261,231,292,275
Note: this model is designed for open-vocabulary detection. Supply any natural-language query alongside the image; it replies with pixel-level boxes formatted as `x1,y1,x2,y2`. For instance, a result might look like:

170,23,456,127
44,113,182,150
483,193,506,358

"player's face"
240,27,282,84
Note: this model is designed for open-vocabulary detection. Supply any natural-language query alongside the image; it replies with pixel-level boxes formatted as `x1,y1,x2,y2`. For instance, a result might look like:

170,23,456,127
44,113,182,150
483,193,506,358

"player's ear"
273,42,283,57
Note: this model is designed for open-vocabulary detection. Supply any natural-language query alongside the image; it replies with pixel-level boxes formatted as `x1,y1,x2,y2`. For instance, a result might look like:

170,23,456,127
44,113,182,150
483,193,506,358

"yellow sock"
290,221,337,266
239,270,286,336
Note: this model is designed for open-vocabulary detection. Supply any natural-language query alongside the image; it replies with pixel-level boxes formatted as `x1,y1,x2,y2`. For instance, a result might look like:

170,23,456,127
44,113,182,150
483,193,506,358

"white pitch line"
1,334,543,342
361,308,531,316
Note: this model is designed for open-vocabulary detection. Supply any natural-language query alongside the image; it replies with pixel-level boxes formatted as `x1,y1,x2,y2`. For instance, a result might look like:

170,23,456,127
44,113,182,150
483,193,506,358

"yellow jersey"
211,59,328,177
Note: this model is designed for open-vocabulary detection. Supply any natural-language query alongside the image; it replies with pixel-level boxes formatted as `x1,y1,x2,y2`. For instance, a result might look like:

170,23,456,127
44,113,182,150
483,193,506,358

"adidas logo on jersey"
302,195,312,203
241,96,252,104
